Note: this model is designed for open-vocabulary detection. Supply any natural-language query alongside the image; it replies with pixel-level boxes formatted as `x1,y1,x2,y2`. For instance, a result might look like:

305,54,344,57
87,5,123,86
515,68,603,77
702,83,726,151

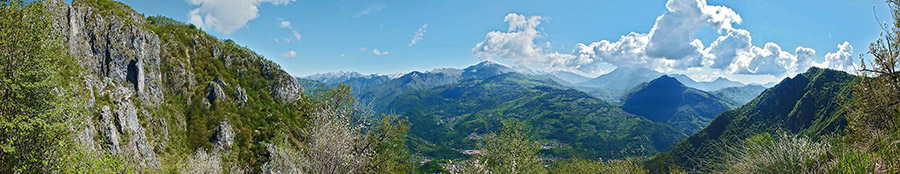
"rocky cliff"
42,0,305,172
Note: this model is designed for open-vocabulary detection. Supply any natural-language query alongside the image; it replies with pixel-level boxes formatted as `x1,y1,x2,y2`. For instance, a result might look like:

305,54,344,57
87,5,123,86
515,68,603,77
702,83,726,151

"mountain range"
389,73,686,159
296,62,762,160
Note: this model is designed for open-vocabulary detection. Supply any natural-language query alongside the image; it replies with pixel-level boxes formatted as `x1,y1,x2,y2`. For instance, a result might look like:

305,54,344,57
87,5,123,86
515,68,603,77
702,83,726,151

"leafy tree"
364,114,413,174
480,119,546,174
0,0,69,173
852,0,900,134
848,0,900,172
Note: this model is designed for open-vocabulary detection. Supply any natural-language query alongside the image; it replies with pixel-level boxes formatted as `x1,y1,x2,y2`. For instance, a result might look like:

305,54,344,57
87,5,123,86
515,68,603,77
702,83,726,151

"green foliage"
56,144,133,174
147,15,186,27
144,12,316,171
480,119,547,174
365,114,414,174
0,1,70,172
652,67,856,172
416,160,449,174
550,158,649,174
712,85,767,107
73,0,135,20
844,1,900,172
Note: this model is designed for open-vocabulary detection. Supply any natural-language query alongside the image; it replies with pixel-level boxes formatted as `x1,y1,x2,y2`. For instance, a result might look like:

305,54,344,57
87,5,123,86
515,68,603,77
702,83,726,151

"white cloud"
706,29,751,69
645,0,741,60
408,24,428,47
275,19,301,42
794,46,817,73
726,42,796,75
282,50,297,58
817,41,856,72
359,47,368,52
187,0,295,34
472,13,546,63
354,4,387,18
292,30,302,41
471,0,857,82
372,48,389,55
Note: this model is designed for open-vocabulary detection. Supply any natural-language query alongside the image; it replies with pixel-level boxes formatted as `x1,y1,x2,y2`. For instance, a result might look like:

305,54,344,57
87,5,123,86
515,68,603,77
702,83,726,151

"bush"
551,158,649,174
724,133,830,174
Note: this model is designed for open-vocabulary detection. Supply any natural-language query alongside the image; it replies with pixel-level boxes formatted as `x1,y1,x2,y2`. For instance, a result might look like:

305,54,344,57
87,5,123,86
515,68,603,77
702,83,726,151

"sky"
115,0,893,84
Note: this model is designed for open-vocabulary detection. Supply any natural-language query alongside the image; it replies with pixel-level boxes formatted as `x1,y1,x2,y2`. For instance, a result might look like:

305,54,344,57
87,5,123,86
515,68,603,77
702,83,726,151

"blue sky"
116,0,892,84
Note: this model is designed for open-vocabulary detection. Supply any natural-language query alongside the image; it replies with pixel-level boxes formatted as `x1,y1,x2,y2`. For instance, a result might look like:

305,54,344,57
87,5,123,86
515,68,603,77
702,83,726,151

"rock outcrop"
40,0,304,172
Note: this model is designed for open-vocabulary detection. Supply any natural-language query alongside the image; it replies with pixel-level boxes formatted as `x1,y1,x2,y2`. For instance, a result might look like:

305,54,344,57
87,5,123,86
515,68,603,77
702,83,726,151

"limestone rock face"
272,72,303,104
212,121,235,152
41,0,305,172
207,81,227,103
47,0,164,107
46,0,163,170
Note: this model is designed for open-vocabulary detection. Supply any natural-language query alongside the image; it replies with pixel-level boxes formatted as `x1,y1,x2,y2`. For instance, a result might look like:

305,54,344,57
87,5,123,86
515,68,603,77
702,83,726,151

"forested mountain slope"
1,0,411,173
390,73,687,159
650,67,856,172
621,75,735,135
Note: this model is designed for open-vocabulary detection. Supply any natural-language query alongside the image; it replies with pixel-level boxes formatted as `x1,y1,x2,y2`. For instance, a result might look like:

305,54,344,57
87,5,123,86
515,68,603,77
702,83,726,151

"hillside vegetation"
649,67,856,172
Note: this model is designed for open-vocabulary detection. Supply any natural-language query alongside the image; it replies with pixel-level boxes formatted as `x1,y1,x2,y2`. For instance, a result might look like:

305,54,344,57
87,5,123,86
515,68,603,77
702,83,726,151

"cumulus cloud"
706,29,751,69
354,4,387,18
282,50,297,58
188,0,295,34
373,48,389,55
279,20,291,28
794,46,817,72
408,24,428,47
471,0,857,79
645,0,741,60
726,42,796,75
472,13,547,63
817,41,856,72
471,1,739,74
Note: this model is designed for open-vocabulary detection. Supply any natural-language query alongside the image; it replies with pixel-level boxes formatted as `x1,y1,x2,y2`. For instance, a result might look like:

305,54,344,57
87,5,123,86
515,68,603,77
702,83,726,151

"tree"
480,119,546,174
852,1,900,133
848,0,900,172
364,114,413,174
0,0,69,173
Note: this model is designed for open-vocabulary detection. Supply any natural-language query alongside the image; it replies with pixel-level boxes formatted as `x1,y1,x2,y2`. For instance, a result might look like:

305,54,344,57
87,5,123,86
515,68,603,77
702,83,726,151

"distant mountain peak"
622,75,733,134
648,75,686,88
476,60,501,66
548,71,591,84
576,66,664,89
462,61,514,79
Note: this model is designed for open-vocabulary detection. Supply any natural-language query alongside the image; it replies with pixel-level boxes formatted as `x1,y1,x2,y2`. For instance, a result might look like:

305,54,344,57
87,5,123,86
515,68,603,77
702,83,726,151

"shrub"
724,133,829,174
